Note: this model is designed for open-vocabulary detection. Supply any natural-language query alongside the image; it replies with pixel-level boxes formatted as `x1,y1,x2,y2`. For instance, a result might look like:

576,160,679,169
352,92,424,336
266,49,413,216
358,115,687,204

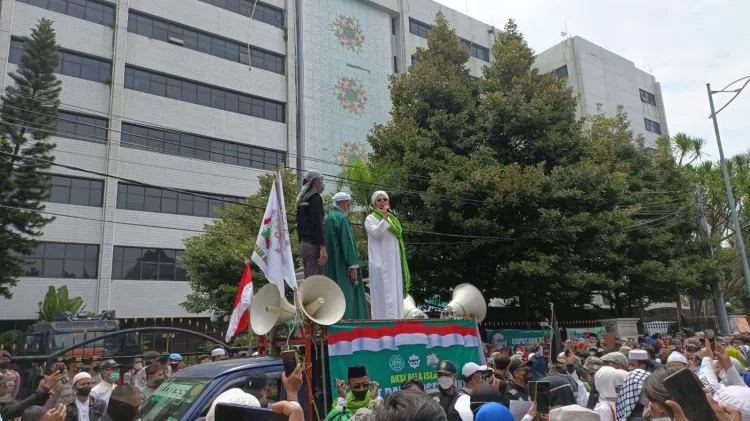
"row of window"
640,89,657,106
644,118,662,135
127,12,285,75
56,111,109,143
17,0,115,26
124,66,285,123
116,182,242,218
9,39,112,84
408,19,490,62
198,0,284,28
120,123,285,170
48,174,104,207
15,242,188,281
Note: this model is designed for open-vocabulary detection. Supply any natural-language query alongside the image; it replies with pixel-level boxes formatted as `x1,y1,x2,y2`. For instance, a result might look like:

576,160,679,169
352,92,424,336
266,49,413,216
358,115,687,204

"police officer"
45,357,84,407
500,358,532,408
427,360,458,414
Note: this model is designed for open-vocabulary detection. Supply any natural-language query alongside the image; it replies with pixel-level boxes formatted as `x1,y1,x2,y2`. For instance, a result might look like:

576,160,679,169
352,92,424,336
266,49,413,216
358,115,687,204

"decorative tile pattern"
331,15,365,52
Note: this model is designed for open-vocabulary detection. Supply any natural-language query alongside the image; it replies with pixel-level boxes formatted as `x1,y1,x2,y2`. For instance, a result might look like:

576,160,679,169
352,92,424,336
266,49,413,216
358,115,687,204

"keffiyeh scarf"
615,369,649,421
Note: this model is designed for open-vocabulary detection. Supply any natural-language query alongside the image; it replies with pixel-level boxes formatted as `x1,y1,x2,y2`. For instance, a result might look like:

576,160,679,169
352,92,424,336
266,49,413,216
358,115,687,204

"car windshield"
139,378,210,421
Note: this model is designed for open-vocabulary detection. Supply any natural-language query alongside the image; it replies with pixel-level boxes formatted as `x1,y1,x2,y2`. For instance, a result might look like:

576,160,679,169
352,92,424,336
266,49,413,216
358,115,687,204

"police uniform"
46,357,81,407
87,357,102,387
427,360,459,414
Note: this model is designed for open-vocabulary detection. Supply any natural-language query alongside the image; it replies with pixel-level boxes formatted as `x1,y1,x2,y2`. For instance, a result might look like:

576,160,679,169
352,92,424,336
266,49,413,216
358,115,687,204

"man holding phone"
328,365,380,421
500,359,532,408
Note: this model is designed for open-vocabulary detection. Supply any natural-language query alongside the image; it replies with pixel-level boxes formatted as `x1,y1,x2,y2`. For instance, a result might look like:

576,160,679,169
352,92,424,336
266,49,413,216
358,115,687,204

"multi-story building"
0,0,494,322
535,36,669,148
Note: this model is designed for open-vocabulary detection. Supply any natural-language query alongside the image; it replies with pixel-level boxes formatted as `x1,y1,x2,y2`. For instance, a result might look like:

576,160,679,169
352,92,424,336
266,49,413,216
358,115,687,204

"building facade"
0,0,494,321
535,36,669,148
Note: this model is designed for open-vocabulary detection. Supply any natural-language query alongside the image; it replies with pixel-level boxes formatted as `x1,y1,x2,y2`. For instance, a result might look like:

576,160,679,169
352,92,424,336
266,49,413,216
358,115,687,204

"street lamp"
706,76,750,334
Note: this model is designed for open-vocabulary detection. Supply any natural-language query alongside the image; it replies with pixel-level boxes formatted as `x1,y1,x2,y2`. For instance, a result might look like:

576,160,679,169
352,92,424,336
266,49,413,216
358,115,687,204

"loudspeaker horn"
404,295,428,319
298,275,346,325
445,283,487,322
250,283,297,335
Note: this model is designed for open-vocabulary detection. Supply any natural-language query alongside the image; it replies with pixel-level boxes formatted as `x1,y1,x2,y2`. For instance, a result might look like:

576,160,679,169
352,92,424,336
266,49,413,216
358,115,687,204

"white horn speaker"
250,283,297,335
445,283,487,322
404,295,428,319
298,275,346,325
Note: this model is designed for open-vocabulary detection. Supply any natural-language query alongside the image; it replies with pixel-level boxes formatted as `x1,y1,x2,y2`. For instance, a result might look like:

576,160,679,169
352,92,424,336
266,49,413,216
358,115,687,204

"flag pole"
245,258,252,351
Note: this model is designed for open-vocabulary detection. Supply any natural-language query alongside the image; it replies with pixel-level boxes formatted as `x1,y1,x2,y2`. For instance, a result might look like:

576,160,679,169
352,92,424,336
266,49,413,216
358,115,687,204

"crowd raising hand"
664,392,742,421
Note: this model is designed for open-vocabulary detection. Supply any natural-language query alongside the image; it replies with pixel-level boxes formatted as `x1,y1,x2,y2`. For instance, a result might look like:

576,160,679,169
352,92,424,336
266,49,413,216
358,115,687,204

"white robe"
365,214,404,319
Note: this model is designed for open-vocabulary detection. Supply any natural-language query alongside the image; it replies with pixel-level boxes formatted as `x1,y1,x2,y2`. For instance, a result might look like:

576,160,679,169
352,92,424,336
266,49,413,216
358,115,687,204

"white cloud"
434,0,750,160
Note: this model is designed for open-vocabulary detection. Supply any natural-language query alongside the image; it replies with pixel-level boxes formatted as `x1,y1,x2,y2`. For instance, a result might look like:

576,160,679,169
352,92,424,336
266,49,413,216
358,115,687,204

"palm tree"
669,132,707,167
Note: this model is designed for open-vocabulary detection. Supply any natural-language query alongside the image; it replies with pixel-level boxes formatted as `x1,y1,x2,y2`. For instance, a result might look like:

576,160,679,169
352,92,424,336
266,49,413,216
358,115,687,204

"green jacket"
326,406,353,421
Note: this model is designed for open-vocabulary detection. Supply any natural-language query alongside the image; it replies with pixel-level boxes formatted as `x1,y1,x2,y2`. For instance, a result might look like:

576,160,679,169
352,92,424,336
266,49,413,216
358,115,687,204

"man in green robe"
324,192,369,320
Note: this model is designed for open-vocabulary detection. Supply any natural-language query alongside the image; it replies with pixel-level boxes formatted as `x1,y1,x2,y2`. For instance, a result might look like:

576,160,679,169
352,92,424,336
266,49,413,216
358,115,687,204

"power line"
622,208,686,231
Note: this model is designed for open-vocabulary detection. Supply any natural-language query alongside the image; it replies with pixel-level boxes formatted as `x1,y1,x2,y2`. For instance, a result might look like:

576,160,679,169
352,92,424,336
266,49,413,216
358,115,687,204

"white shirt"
453,394,473,421
90,381,115,403
594,402,615,421
75,398,90,421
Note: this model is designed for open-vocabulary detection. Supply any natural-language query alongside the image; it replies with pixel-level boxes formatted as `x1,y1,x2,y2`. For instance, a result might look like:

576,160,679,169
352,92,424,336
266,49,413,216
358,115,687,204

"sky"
434,0,750,162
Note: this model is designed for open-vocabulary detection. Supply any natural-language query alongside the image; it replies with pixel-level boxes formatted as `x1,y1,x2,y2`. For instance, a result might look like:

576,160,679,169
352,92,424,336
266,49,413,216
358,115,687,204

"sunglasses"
351,382,370,390
376,197,388,202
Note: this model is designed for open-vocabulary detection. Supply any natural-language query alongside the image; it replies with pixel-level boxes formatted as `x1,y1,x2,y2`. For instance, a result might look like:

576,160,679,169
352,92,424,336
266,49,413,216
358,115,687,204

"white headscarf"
666,351,689,365
594,366,627,408
207,388,260,421
332,192,352,206
73,372,92,386
550,405,600,421
371,191,388,207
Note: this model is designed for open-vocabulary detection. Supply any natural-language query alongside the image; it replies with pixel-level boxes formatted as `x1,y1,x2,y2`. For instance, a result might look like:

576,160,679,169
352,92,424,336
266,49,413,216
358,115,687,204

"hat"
143,351,160,360
332,192,352,205
618,346,632,355
583,357,603,372
469,383,504,411
169,353,183,361
72,372,92,386
99,359,122,370
211,348,226,357
550,404,599,421
88,356,102,362
371,191,388,206
666,352,688,365
436,360,457,375
601,352,628,368
628,349,649,361
65,356,83,364
244,371,268,391
461,362,487,377
348,365,367,379
0,350,11,358
508,358,532,375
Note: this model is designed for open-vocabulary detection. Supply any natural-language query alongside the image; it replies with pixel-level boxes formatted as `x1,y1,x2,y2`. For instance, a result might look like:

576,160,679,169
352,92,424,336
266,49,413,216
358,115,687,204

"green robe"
324,207,369,320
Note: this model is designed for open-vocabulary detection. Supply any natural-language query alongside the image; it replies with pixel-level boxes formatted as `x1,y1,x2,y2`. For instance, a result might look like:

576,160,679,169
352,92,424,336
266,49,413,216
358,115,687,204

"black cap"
65,356,83,364
436,360,457,375
508,359,532,375
348,365,367,379
243,371,268,392
99,359,121,370
469,383,503,411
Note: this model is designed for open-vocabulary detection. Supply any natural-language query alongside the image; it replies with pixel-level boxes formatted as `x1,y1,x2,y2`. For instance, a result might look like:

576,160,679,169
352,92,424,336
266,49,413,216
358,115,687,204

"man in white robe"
364,191,410,319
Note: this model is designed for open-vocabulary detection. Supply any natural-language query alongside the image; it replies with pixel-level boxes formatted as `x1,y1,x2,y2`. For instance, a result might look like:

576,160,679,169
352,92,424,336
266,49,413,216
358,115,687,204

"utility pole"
696,185,730,334
706,82,750,317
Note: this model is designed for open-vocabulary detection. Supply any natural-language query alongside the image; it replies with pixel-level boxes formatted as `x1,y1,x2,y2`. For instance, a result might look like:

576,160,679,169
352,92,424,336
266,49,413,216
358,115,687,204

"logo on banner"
408,355,421,369
426,353,439,369
389,355,405,372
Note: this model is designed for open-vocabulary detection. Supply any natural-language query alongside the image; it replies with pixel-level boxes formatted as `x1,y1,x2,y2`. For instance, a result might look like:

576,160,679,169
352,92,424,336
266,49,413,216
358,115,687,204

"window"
127,12,286,75
120,123,285,169
17,0,114,26
409,18,431,38
14,242,99,279
10,39,112,83
644,118,662,135
111,246,187,281
555,65,568,80
124,66,285,123
639,89,657,106
198,0,283,28
393,56,397,74
391,18,396,36
465,42,490,62
47,174,103,207
117,182,242,218
56,111,108,143
411,55,418,68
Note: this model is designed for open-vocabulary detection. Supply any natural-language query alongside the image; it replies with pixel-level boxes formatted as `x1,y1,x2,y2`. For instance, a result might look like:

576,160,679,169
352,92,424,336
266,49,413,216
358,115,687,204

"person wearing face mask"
0,351,20,399
135,351,160,389
99,385,141,421
528,345,548,381
297,170,328,278
64,372,106,421
554,353,589,407
122,356,142,386
90,360,121,404
426,360,458,414
327,365,380,421
500,358,532,408
167,354,183,375
139,364,165,401
324,192,369,320
45,357,84,408
243,371,270,408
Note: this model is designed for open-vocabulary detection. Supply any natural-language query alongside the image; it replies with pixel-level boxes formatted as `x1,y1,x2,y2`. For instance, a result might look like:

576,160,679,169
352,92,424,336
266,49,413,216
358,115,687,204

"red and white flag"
225,262,253,342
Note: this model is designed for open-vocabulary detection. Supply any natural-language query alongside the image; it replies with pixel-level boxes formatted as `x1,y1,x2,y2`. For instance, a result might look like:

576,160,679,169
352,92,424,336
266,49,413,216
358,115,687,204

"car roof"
170,356,282,379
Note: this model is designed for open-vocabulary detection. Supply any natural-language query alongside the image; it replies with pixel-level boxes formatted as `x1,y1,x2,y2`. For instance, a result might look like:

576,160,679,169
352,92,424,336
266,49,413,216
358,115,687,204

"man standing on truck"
296,170,327,278
91,360,121,404
328,365,381,421
324,192,369,320
0,351,20,399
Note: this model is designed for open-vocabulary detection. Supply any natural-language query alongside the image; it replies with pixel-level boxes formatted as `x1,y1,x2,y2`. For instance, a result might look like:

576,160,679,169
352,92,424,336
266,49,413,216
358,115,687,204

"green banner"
327,319,481,396
487,327,605,352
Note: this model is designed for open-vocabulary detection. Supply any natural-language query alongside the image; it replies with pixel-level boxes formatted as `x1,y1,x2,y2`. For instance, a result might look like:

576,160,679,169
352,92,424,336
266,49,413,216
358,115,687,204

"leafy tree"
38,285,86,321
181,170,299,318
0,18,61,299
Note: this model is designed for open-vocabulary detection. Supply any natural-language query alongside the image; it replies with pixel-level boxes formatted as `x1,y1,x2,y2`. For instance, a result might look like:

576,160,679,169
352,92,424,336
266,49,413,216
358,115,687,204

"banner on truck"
486,327,606,352
327,320,481,397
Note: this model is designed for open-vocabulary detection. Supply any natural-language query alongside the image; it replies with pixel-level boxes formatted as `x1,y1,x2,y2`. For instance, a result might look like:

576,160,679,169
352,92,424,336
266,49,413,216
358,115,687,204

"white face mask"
438,376,454,390
133,363,143,370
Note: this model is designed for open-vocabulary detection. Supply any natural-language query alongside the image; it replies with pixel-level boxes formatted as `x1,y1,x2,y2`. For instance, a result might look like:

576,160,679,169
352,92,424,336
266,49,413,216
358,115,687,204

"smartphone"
663,368,714,421
281,350,297,378
58,366,65,375
215,403,288,421
535,381,550,414
528,381,537,401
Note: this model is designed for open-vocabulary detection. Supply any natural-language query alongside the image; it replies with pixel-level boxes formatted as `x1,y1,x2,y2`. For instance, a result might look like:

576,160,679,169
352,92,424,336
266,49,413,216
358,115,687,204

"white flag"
252,172,298,292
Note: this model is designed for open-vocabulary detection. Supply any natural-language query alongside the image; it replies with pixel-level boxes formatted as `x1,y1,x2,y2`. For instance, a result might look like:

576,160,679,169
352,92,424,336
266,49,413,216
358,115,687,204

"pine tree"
0,18,62,299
